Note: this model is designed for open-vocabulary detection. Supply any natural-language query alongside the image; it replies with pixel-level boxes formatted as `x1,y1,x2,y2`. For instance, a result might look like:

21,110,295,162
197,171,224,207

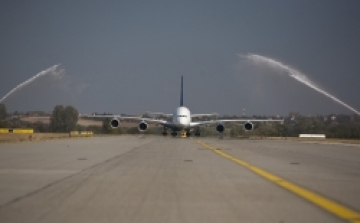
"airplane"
79,76,283,137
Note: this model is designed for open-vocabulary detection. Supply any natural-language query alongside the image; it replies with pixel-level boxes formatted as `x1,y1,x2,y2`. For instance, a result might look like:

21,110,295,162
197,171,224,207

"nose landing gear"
179,130,188,138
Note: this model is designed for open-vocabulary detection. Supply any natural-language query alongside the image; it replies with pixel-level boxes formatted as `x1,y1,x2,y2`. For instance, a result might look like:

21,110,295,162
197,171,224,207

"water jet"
0,65,63,103
240,54,360,115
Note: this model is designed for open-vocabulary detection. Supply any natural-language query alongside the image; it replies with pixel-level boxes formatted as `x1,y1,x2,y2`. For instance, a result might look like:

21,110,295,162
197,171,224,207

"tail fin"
180,76,184,106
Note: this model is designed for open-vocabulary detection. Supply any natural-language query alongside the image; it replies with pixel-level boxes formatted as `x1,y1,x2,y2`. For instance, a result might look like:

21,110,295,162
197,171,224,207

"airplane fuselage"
171,106,191,131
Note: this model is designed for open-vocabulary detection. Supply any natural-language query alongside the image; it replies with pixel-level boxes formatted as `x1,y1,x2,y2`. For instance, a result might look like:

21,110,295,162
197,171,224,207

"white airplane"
80,76,283,137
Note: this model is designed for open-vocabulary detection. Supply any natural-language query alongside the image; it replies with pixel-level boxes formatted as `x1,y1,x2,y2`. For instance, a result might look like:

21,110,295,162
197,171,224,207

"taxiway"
0,136,359,223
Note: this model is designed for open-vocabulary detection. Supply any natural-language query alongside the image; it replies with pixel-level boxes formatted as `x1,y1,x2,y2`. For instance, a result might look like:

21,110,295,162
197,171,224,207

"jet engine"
216,123,225,133
110,118,120,128
138,121,148,132
244,122,253,131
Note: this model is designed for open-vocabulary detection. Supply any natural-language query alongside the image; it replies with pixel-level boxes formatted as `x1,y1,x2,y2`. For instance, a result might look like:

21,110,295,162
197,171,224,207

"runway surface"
0,136,359,223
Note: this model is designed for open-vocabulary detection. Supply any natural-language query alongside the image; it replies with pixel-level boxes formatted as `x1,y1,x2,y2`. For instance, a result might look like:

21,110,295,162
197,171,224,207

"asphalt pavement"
0,136,359,223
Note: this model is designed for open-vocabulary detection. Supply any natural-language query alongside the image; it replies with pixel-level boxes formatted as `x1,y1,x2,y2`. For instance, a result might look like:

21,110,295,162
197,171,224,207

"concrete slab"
0,136,357,223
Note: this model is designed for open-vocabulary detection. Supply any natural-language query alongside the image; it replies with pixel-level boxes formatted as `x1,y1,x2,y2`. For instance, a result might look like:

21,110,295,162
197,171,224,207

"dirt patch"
19,117,154,127
20,116,51,124
20,117,104,126
77,119,102,126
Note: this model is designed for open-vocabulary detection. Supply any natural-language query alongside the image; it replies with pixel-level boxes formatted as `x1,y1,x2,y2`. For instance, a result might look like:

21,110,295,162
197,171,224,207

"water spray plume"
0,65,64,103
240,54,360,115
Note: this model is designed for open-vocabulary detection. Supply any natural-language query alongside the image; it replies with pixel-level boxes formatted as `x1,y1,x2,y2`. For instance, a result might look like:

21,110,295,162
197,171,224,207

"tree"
230,125,244,137
50,105,79,132
102,118,112,134
63,106,79,132
50,105,64,132
0,104,7,120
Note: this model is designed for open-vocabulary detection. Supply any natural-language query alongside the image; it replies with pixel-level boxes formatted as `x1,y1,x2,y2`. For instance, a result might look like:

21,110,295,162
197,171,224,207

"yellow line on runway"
197,140,360,223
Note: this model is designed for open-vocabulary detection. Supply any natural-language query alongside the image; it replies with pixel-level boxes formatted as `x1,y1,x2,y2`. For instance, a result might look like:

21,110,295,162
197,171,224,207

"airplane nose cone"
179,118,189,126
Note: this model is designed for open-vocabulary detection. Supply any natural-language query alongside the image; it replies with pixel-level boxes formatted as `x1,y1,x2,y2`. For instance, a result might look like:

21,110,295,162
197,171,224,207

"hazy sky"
1,0,360,116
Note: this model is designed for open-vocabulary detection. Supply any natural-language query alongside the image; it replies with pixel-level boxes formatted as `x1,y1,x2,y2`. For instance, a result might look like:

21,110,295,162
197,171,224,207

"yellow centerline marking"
197,140,360,223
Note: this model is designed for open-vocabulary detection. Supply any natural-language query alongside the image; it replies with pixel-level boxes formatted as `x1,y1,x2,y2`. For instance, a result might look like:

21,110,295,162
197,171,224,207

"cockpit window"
178,115,187,117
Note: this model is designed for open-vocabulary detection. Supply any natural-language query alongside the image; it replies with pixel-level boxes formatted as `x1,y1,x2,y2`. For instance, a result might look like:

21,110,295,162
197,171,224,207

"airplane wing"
79,114,168,125
79,114,121,118
145,112,218,118
190,119,283,127
145,112,173,117
191,113,218,118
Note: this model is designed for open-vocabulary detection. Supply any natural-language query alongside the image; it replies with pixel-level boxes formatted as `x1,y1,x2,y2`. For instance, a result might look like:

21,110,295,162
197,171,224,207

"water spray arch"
240,54,360,115
0,65,63,103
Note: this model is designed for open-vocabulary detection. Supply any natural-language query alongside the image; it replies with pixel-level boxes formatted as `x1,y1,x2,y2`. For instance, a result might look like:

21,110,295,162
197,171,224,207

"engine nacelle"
216,123,225,133
244,122,253,131
138,121,148,132
110,118,120,128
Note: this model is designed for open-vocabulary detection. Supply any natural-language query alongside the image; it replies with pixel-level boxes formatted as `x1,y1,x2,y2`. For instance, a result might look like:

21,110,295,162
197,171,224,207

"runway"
0,136,359,223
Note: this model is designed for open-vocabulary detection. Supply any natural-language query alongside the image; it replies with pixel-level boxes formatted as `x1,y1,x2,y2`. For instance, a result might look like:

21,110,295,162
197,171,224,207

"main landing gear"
164,129,198,138
162,127,168,136
194,127,200,137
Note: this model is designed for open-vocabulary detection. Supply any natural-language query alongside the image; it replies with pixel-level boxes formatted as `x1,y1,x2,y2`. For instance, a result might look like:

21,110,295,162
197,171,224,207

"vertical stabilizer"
180,76,184,106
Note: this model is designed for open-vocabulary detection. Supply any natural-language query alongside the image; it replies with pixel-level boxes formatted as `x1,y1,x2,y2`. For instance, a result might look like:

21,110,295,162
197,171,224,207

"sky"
1,0,360,116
